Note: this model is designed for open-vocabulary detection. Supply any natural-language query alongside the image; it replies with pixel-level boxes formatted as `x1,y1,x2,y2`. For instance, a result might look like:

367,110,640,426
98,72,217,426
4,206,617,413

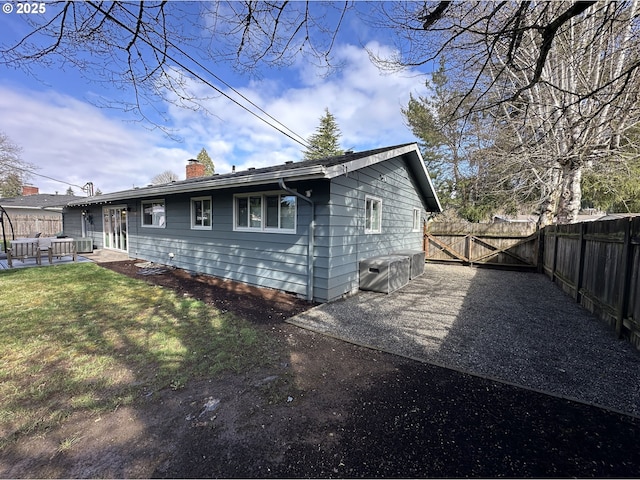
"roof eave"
324,143,442,213
68,165,329,207
404,148,443,213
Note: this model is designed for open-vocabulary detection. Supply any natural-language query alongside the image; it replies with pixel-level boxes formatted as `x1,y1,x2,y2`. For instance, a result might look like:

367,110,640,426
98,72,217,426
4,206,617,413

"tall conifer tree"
303,108,344,160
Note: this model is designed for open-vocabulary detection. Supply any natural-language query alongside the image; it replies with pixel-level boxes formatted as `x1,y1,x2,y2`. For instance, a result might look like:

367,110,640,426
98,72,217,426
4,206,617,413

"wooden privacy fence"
542,217,640,349
3,214,63,238
424,222,539,268
425,218,640,350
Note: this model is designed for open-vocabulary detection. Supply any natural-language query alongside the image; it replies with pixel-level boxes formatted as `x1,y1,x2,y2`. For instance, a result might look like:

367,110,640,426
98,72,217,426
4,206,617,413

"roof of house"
0,194,80,210
68,143,442,212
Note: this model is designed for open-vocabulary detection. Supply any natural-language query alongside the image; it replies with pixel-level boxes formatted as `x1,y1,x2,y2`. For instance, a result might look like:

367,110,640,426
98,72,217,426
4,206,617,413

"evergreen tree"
197,148,215,175
0,173,22,198
66,187,75,196
303,108,344,160
403,59,498,222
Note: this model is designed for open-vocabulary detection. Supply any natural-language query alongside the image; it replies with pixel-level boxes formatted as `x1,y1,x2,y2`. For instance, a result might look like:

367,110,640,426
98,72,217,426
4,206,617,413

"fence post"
616,218,633,338
551,225,559,283
465,234,471,265
575,222,587,303
536,226,545,273
423,221,428,257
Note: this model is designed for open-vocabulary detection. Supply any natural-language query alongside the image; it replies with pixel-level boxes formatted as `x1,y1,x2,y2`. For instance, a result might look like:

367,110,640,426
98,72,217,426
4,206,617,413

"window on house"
141,199,165,228
191,196,212,229
365,196,382,234
413,208,422,232
235,193,297,233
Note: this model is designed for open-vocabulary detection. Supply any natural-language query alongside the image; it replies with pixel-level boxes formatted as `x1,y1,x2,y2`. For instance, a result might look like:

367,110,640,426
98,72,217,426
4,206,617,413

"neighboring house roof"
69,143,442,212
0,194,80,211
596,213,640,221
493,214,537,223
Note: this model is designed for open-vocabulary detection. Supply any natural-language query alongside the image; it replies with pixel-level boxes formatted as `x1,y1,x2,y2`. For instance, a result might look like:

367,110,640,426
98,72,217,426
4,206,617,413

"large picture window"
365,196,382,234
191,196,212,229
234,193,296,233
141,199,165,228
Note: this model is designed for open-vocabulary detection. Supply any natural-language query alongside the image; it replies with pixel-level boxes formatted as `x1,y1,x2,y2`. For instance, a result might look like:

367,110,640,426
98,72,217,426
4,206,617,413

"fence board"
425,222,538,268
429,217,640,351
5,214,62,238
542,216,640,350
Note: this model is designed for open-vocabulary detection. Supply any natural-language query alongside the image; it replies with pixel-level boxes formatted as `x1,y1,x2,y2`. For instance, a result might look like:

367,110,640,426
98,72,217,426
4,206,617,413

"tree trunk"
537,167,562,227
556,163,583,224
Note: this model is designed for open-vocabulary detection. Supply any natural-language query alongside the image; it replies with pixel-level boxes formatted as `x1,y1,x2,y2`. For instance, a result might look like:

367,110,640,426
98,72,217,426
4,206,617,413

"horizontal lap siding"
133,192,310,296
323,156,427,301
63,206,107,249
65,189,311,298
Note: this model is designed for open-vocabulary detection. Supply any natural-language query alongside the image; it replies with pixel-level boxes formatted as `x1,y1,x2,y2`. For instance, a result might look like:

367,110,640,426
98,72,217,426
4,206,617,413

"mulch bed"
99,259,315,324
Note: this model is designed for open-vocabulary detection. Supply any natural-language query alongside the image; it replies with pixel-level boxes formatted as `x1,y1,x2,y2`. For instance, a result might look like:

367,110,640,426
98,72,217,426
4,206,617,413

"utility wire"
86,1,313,151
15,166,89,192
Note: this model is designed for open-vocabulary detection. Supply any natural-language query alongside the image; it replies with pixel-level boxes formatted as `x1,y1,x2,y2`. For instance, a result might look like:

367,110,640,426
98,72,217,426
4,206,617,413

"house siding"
323,155,427,300
62,147,437,303
63,207,103,248
65,188,312,298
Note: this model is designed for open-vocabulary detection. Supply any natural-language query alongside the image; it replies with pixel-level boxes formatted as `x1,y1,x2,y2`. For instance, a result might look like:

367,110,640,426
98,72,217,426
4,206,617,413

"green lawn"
0,263,278,448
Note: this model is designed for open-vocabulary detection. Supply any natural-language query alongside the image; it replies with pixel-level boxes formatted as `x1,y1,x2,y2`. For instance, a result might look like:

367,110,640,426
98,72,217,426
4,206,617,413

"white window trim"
141,198,166,228
365,195,382,234
233,191,297,234
190,196,213,230
412,208,422,232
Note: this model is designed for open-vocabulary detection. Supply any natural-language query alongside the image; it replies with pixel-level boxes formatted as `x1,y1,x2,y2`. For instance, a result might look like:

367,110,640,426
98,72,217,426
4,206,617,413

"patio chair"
48,238,77,264
7,239,42,268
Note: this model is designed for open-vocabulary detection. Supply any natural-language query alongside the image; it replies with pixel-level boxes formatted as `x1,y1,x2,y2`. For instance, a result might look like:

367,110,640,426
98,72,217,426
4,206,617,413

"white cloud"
0,85,192,194
0,41,428,195
162,41,428,166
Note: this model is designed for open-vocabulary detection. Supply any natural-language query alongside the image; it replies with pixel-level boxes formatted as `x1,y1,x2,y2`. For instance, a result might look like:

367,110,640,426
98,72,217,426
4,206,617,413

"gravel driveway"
288,263,640,417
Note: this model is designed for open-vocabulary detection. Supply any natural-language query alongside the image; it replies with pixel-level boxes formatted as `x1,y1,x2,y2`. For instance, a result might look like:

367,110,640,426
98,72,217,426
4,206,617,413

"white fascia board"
322,143,442,212
68,165,328,207
405,148,443,212
323,144,418,179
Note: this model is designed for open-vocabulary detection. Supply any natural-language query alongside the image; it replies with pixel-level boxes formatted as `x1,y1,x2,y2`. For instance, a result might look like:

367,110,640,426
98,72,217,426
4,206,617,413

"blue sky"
0,2,430,195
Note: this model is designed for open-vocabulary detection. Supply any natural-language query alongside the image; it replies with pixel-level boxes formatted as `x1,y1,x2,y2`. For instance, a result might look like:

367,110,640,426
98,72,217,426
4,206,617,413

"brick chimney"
22,185,39,196
186,159,206,179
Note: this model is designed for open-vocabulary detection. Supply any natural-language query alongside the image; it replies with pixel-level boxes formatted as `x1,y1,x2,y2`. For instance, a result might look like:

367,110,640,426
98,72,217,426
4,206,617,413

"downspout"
279,178,315,302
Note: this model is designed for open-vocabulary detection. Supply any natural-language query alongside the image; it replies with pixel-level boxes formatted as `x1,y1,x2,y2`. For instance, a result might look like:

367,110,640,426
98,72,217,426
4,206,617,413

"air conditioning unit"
359,255,410,294
392,250,426,279
74,238,94,253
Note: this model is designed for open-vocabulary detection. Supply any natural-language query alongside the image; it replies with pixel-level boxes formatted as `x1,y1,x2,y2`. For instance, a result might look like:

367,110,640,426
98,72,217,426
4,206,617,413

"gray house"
65,143,441,302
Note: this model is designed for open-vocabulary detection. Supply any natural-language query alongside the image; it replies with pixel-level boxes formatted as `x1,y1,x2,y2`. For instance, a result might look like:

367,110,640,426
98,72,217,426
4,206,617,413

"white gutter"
278,178,315,302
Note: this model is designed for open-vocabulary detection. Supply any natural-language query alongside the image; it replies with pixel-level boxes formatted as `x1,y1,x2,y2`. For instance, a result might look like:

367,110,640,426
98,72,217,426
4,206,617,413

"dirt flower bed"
2,260,640,478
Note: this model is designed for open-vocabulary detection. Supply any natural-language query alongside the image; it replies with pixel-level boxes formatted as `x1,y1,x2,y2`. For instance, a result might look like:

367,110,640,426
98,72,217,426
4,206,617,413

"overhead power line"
13,166,90,193
86,1,313,151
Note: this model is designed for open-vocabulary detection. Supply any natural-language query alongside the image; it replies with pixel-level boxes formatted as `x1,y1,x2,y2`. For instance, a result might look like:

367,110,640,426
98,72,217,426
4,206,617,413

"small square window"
141,199,165,228
191,196,212,229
